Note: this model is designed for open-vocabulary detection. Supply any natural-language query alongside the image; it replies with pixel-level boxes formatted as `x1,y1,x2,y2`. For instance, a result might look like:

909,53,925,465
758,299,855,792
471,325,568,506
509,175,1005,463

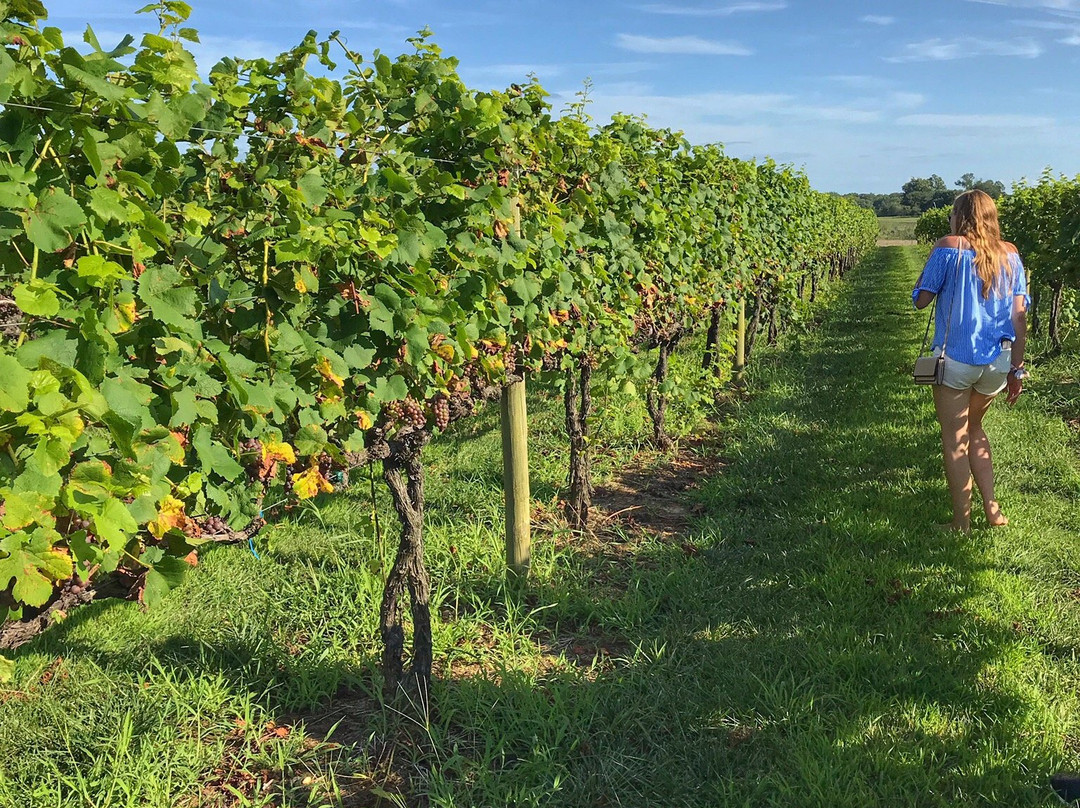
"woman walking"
912,189,1029,532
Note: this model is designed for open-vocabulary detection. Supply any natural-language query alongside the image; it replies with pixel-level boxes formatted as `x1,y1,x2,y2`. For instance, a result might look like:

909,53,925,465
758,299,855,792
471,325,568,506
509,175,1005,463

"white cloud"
861,15,896,25
827,74,891,90
897,113,1055,128
637,2,787,15
616,34,753,55
966,0,1080,11
887,37,1043,61
888,91,926,109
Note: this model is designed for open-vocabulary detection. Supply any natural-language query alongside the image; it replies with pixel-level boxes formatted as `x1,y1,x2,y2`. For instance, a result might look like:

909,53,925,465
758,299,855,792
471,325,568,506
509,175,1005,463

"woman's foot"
984,500,1009,527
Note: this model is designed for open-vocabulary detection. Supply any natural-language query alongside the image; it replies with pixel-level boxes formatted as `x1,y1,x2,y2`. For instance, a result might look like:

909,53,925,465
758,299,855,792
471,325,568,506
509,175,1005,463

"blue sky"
38,0,1080,193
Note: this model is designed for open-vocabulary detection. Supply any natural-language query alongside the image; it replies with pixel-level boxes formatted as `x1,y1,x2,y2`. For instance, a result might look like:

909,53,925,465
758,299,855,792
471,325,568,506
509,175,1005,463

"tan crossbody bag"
913,243,960,385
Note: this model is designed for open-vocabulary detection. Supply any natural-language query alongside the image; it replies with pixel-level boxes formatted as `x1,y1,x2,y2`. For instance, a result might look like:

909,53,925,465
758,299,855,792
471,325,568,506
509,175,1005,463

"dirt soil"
590,433,727,538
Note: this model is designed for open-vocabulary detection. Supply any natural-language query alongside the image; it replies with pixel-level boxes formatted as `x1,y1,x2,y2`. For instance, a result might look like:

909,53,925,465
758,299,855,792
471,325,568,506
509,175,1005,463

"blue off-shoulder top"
911,246,1029,366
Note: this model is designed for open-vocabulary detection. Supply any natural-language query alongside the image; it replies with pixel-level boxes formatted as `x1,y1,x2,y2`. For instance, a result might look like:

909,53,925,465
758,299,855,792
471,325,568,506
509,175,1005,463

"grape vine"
0,0,877,691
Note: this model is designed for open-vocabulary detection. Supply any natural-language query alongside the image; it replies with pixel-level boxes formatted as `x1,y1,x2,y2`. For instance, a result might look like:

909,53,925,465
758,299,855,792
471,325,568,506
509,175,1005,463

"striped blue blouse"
911,247,1029,366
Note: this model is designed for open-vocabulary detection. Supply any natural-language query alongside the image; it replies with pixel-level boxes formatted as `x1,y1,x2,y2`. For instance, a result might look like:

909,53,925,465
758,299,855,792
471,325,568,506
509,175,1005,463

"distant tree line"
842,173,1006,217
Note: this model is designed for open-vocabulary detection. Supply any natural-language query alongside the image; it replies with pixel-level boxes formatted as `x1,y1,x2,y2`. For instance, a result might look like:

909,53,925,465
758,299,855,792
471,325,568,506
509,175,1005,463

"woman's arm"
914,289,935,310
1005,294,1027,405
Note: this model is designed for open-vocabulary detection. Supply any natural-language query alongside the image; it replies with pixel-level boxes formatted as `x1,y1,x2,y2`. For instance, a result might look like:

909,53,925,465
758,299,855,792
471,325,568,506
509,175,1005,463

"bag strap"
918,293,936,355
918,238,963,357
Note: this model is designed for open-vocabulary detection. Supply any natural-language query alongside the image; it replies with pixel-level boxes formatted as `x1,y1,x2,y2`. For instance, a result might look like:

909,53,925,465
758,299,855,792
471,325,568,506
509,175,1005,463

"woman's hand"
1006,372,1023,406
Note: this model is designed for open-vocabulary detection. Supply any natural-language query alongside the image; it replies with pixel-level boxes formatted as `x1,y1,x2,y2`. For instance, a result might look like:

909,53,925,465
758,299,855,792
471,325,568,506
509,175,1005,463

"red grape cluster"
69,514,92,533
317,454,333,476
402,397,427,429
505,344,519,377
432,395,451,431
199,516,230,536
384,399,404,425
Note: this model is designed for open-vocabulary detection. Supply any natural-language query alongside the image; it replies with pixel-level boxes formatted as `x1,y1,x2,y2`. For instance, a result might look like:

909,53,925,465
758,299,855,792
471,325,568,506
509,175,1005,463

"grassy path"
2,246,1080,807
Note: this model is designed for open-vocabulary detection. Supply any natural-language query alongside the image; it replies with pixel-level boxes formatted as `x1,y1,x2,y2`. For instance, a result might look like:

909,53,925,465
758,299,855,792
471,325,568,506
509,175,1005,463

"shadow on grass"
6,250,1069,807
411,248,1061,806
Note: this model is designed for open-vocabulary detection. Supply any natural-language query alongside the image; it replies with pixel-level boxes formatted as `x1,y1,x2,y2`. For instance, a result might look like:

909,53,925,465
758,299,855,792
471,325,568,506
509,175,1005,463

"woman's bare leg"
933,384,973,531
968,389,1007,525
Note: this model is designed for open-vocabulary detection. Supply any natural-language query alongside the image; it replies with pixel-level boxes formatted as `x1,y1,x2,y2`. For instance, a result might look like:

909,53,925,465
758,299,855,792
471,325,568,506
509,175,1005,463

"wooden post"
502,379,531,578
733,297,747,385
503,190,531,579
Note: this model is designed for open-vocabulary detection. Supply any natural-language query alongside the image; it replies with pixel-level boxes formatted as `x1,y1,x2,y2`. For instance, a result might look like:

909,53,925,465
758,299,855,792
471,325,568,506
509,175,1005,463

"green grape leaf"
13,281,60,317
140,554,189,606
0,355,32,411
294,424,329,457
137,264,201,335
0,528,72,608
25,188,86,253
93,497,139,549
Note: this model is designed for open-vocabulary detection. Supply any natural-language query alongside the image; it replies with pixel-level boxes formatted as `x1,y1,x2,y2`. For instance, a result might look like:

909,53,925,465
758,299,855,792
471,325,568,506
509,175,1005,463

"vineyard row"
0,0,877,689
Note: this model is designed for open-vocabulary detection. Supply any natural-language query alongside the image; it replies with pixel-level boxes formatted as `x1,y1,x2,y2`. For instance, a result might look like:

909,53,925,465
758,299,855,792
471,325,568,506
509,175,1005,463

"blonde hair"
952,189,1010,299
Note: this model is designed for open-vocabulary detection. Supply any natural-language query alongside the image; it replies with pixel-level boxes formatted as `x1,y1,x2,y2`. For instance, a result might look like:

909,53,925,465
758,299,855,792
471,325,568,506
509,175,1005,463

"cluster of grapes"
432,395,451,431
316,454,333,477
402,397,427,429
67,576,86,596
241,437,264,480
383,397,427,429
504,344,520,377
69,514,92,533
199,515,230,536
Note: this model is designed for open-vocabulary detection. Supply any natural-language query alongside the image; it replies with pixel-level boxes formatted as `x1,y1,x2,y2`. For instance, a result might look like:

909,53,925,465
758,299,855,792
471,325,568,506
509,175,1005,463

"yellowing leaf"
261,441,296,465
356,410,374,430
295,275,308,294
433,343,455,362
0,528,73,608
292,464,333,500
114,299,138,332
148,496,192,539
316,356,344,388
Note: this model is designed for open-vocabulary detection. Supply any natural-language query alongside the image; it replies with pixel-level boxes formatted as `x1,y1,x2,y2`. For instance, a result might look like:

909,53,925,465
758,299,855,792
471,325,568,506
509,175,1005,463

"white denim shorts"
935,346,1011,395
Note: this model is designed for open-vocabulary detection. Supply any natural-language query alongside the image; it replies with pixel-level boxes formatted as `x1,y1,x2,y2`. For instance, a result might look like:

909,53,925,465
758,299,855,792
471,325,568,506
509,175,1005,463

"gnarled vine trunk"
702,304,722,371
1030,285,1041,337
767,284,780,346
564,356,593,530
380,429,432,701
646,339,675,452
744,285,766,364
1048,280,1065,352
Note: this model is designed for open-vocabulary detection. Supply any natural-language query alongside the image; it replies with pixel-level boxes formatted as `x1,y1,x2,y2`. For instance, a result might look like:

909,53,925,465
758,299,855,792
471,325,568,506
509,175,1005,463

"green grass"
878,216,919,241
2,246,1080,807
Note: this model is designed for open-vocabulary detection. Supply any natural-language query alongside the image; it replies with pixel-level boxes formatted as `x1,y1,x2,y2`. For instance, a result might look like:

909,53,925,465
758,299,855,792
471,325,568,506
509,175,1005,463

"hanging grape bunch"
432,394,451,432
402,397,427,429
241,437,263,480
199,516,230,537
505,344,519,380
